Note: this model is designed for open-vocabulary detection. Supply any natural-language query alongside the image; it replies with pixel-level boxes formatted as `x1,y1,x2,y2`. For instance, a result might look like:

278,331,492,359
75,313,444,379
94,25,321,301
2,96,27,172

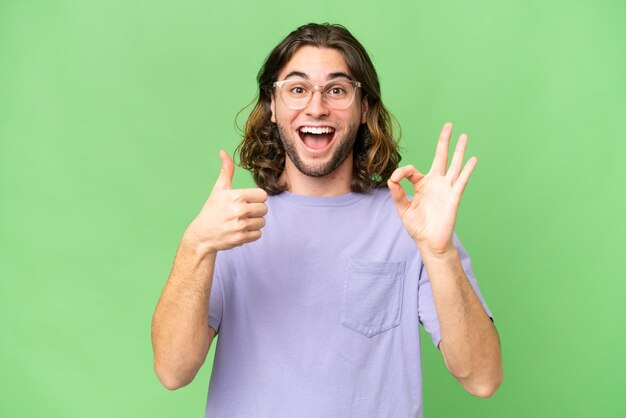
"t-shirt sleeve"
417,233,493,348
208,255,224,333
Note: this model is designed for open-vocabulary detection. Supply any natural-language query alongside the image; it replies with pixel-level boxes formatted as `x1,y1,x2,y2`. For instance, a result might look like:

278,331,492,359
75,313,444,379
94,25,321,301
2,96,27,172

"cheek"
273,107,301,129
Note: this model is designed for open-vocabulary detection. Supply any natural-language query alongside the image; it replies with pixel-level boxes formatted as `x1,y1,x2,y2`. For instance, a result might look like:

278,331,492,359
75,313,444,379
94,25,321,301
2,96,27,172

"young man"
152,23,503,417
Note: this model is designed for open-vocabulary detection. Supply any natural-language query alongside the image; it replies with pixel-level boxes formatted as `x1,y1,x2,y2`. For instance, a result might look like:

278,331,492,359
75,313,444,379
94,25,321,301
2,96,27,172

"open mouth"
298,126,336,151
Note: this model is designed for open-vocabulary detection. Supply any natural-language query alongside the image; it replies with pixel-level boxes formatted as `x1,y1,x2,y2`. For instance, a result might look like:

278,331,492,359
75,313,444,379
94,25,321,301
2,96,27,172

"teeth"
299,126,334,135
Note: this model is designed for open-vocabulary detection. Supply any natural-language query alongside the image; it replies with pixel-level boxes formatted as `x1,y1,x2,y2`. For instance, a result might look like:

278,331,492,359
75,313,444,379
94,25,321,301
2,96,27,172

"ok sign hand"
387,123,477,256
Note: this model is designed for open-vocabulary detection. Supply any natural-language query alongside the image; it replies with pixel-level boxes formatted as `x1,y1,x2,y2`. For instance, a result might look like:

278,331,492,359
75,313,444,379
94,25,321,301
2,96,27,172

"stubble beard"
276,122,360,178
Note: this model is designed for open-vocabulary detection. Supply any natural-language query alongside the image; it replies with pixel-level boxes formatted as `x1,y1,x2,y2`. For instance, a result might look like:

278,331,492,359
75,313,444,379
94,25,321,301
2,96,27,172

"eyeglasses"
272,79,362,110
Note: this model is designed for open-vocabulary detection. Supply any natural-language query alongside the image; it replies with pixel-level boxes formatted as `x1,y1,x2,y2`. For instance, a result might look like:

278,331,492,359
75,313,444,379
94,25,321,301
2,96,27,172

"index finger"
389,165,424,185
237,188,268,203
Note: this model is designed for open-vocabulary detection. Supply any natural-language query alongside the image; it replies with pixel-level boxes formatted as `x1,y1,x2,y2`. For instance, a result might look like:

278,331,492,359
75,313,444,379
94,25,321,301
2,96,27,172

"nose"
304,88,330,118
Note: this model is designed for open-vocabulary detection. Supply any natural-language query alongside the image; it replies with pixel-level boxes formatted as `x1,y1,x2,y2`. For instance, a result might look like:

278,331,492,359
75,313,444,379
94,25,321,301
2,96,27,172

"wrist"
418,245,459,264
181,230,218,258
419,246,465,285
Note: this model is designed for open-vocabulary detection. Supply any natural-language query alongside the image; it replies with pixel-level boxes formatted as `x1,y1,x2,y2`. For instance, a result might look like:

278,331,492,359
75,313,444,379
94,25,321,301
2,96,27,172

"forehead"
278,46,351,80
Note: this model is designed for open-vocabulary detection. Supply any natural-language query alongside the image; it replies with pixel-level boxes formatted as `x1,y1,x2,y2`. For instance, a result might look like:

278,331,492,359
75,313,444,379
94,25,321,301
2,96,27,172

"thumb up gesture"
185,151,268,253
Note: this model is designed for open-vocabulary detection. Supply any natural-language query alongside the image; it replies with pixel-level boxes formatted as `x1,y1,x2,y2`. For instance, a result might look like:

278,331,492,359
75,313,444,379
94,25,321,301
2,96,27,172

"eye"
286,82,310,96
326,83,349,97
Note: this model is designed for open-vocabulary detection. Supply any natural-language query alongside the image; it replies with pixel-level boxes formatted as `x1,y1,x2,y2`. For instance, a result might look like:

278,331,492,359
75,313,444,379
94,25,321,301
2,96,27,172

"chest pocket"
341,259,406,338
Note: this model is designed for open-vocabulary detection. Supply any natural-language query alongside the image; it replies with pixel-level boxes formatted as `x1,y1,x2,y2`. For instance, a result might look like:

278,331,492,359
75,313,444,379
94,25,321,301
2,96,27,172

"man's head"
238,23,401,195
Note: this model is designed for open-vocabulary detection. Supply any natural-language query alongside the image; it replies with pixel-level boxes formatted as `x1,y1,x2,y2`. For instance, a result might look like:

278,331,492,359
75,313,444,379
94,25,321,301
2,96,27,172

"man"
152,23,503,417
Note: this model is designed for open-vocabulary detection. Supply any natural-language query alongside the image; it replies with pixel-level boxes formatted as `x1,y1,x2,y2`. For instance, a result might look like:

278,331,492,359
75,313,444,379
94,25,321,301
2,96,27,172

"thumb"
387,178,409,210
213,150,235,191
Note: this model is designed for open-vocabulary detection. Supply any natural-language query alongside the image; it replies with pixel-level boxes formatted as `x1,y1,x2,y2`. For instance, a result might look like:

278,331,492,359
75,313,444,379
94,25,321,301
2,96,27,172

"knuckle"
234,218,247,231
233,231,247,243
231,203,247,219
231,190,245,202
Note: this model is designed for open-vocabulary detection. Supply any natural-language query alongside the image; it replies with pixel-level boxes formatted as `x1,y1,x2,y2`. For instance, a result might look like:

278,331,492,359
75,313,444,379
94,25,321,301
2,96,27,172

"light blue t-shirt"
206,188,492,418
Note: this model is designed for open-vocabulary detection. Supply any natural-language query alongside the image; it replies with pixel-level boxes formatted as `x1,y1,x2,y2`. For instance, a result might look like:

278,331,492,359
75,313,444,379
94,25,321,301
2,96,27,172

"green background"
1,0,624,417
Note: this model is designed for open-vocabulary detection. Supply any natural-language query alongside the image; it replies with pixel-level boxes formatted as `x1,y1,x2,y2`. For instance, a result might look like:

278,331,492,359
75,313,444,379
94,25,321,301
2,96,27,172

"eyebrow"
282,71,354,81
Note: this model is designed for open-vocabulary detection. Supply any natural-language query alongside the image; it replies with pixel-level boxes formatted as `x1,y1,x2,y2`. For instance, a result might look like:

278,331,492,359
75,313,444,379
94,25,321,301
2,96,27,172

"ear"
360,96,369,124
270,95,277,123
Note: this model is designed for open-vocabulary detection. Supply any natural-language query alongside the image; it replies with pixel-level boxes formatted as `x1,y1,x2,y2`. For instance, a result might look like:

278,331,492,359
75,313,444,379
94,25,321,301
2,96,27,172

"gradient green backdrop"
1,1,625,417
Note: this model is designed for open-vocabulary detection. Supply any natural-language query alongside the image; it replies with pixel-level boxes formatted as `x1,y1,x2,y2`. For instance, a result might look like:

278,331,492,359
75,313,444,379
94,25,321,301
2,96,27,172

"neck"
280,155,353,197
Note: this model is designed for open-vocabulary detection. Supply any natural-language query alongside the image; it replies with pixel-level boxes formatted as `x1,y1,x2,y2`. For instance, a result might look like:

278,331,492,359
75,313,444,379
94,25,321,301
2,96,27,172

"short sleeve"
417,233,493,348
208,256,224,333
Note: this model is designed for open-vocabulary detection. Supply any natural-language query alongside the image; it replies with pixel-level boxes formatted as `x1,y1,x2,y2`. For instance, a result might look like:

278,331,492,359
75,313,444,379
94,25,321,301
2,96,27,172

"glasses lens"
278,80,356,110
279,80,312,110
322,80,355,109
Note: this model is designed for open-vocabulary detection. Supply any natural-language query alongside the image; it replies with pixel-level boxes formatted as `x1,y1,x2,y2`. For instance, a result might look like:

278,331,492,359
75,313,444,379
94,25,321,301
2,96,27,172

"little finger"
242,229,262,243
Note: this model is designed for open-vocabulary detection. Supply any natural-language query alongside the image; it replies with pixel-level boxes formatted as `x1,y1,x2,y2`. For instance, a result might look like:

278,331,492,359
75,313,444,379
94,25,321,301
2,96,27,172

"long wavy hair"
237,23,401,195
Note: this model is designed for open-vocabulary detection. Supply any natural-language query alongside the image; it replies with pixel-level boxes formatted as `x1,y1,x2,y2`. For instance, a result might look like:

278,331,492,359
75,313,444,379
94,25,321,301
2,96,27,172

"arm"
152,240,217,390
151,151,267,390
422,248,502,398
388,122,503,397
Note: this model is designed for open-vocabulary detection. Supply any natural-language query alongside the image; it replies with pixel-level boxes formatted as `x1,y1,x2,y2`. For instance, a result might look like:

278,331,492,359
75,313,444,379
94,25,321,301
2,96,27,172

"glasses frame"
272,78,362,110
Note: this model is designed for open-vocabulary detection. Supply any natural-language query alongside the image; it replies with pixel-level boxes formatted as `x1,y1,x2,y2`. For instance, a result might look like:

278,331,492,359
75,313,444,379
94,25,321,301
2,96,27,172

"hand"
387,123,477,256
185,151,268,253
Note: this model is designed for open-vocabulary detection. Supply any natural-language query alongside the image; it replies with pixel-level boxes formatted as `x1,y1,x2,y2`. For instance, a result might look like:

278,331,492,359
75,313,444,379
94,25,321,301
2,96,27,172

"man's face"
270,46,368,178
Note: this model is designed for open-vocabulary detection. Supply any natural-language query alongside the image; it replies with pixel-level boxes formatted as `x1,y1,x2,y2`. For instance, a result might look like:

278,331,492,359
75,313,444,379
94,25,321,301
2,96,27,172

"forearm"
421,248,503,398
151,234,216,390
